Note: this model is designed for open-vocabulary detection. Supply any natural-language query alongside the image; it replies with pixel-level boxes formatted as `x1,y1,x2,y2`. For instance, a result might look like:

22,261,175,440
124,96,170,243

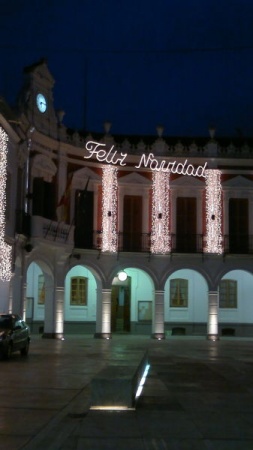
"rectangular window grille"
170,278,188,307
70,277,88,306
219,279,237,308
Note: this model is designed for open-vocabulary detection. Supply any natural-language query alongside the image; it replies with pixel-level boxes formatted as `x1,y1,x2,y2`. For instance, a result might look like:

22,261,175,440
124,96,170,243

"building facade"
1,59,253,339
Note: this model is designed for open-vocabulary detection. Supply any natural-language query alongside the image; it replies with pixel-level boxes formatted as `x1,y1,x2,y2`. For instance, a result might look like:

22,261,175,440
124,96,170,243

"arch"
164,268,209,336
218,268,253,336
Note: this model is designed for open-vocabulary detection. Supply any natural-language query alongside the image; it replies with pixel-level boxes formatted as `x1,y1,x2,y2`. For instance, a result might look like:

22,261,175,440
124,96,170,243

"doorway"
229,198,249,253
123,195,142,251
111,279,131,333
176,197,197,252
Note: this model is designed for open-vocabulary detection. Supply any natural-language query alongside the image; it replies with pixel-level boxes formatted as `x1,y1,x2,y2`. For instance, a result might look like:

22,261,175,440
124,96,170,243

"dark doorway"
111,282,131,333
229,198,249,253
74,190,94,249
33,177,55,220
176,197,197,252
123,195,142,251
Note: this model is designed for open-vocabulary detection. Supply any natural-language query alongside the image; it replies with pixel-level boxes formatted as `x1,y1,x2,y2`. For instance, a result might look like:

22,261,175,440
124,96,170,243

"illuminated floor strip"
135,363,150,399
90,363,151,411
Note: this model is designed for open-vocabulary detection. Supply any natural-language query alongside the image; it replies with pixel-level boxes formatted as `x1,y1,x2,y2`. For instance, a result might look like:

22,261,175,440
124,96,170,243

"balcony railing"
28,219,253,255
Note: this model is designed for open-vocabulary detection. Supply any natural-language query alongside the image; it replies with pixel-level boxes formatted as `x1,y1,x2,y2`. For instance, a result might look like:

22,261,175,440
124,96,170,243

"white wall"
164,269,209,323
124,268,154,322
219,270,253,323
64,265,97,321
26,262,44,320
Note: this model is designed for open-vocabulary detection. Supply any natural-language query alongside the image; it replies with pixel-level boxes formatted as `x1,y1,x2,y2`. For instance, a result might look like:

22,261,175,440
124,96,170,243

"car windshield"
0,317,12,329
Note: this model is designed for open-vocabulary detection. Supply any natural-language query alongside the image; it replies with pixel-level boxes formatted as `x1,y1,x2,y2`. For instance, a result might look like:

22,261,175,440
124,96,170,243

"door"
176,197,197,252
74,190,94,248
229,198,249,253
123,195,142,251
111,283,130,333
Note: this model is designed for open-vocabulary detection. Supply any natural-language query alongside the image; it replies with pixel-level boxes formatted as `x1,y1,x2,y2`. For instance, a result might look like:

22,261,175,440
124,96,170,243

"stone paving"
1,335,253,449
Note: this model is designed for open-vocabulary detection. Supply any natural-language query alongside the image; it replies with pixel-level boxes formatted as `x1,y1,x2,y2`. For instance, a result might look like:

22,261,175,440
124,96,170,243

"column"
152,290,165,339
207,290,219,340
55,286,64,339
42,273,55,338
94,288,111,339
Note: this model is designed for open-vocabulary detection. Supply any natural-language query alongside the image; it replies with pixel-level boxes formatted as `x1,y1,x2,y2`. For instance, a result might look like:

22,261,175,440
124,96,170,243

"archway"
164,268,209,336
111,268,155,335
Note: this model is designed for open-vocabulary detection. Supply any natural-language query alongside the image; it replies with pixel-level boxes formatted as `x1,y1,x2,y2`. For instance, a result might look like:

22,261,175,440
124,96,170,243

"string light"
204,169,223,254
150,171,171,254
0,127,12,281
101,165,118,252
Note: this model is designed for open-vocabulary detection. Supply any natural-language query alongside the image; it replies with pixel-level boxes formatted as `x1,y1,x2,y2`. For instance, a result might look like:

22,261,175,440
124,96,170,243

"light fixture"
118,271,127,281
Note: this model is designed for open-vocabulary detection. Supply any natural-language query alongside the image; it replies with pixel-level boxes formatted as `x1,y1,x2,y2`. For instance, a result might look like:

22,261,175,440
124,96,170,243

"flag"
56,174,73,222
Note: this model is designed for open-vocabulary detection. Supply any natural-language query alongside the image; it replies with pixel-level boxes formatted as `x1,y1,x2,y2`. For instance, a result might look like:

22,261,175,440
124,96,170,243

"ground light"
90,363,151,411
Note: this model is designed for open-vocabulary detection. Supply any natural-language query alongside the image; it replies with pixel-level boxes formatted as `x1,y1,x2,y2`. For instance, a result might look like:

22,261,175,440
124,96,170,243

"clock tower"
17,58,59,138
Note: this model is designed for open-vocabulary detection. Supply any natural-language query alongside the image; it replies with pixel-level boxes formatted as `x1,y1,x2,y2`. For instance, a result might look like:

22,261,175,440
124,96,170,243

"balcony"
27,218,253,256
31,216,74,245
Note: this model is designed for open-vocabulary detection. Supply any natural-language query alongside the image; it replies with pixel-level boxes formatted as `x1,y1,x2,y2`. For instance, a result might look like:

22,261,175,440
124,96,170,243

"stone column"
207,290,219,340
55,286,64,339
152,290,165,339
94,288,111,339
42,273,55,338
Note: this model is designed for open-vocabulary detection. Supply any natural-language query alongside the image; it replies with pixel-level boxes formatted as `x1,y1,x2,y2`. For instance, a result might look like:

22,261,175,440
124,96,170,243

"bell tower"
17,58,59,138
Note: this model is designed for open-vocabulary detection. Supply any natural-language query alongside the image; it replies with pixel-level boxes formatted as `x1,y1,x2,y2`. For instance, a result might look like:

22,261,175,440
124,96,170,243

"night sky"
0,0,253,138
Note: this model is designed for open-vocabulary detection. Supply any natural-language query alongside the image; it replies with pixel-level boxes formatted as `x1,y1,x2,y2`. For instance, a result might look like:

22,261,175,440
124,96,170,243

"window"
38,274,45,304
70,277,88,306
170,278,188,307
219,279,237,308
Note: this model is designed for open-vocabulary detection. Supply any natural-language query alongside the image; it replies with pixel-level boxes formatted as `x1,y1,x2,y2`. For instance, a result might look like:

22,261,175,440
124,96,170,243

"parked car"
0,314,30,359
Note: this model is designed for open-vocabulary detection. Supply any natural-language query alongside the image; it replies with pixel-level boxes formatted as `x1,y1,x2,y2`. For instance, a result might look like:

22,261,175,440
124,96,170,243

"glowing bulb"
118,271,127,281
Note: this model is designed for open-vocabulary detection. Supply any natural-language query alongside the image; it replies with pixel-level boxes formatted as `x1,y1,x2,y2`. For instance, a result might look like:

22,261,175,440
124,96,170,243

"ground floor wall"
3,245,253,339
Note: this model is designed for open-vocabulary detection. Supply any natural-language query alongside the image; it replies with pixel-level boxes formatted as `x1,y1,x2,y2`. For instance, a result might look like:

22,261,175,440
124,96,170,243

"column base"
207,334,219,341
151,333,165,340
94,332,112,339
42,332,64,340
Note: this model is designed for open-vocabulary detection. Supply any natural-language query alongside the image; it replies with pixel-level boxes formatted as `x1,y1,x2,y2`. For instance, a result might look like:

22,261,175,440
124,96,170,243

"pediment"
223,175,253,188
25,60,55,86
118,172,151,185
171,174,204,188
31,154,57,182
72,167,100,190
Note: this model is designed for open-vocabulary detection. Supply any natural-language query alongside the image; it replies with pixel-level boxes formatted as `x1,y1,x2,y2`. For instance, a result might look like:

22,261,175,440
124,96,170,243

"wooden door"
229,198,248,253
123,195,142,251
176,197,197,252
74,190,94,248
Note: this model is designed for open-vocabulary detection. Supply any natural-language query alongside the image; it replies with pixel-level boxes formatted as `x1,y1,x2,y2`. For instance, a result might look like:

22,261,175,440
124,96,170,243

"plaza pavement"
1,334,253,450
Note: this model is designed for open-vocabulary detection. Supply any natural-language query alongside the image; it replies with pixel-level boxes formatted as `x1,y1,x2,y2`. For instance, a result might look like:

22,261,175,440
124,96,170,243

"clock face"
36,93,47,113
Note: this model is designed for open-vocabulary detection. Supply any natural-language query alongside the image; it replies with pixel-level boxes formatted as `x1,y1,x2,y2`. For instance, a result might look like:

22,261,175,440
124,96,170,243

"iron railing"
28,219,253,255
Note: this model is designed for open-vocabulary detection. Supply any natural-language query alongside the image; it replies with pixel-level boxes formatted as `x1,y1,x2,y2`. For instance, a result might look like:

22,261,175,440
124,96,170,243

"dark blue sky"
0,0,253,137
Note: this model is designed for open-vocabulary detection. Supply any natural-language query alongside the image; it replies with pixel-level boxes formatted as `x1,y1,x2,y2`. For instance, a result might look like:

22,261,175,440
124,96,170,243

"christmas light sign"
84,141,207,177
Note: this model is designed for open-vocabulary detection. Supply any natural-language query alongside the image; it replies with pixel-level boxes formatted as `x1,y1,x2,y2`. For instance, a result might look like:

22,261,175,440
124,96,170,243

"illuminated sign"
84,141,207,177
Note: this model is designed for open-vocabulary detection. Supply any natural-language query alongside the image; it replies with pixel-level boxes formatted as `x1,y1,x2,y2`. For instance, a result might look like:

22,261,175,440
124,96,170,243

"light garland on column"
0,127,12,281
150,171,171,254
101,165,118,252
204,169,223,254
